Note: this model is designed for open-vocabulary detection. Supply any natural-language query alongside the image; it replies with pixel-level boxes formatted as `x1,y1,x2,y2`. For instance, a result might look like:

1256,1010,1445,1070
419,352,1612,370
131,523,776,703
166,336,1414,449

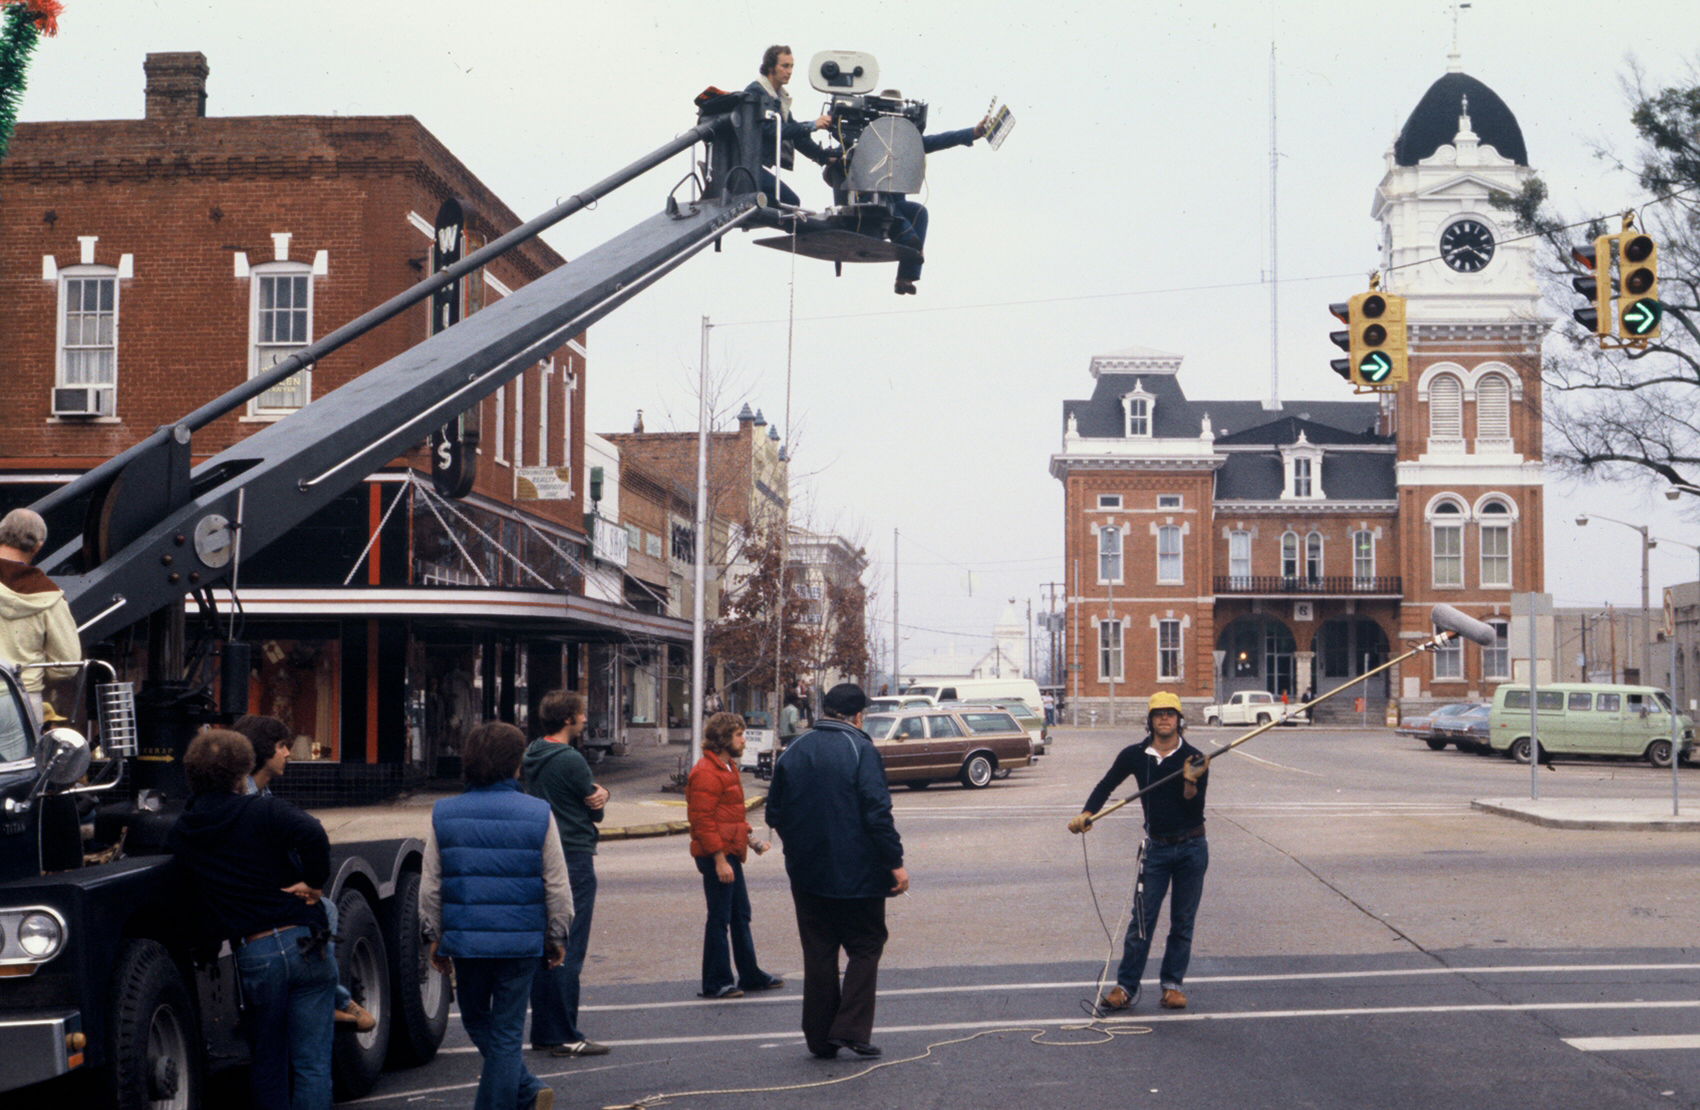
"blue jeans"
530,850,596,1045
1116,836,1208,997
236,924,337,1110
757,168,802,208
695,855,776,993
890,198,929,281
456,956,548,1110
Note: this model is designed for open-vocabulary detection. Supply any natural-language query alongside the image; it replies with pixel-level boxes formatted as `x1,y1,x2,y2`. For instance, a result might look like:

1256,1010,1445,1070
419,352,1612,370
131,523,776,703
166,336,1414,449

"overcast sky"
19,0,1700,669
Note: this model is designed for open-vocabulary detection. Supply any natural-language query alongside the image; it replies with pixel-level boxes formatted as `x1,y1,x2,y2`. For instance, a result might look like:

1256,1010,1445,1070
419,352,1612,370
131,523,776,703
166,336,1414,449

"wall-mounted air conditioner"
51,385,108,417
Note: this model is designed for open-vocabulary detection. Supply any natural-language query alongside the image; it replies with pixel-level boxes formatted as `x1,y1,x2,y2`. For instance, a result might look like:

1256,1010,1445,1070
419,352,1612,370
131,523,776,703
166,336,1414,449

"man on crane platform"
747,44,836,207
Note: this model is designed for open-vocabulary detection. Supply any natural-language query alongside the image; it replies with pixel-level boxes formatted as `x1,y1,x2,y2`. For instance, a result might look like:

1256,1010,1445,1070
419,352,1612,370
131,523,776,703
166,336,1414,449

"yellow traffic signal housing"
1350,291,1407,388
1617,232,1661,342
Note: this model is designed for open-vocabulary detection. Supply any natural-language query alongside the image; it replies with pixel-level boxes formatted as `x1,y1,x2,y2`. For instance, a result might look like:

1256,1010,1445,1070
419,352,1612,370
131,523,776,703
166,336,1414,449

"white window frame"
1228,529,1252,586
1431,502,1465,588
1483,618,1510,679
1434,635,1464,680
513,370,525,468
1475,373,1512,447
1281,530,1300,579
1294,457,1313,498
494,383,509,465
1479,501,1512,588
1097,494,1122,510
57,265,120,416
1429,374,1464,448
1157,619,1182,681
1126,397,1150,437
1157,494,1182,509
1098,618,1125,683
1305,530,1324,582
538,360,551,468
1157,525,1183,584
247,262,314,415
1098,525,1123,584
1352,530,1375,585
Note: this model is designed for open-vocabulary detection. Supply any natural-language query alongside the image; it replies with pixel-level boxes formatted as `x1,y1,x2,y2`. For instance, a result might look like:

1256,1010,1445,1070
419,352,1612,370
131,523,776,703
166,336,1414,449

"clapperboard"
983,98,1016,149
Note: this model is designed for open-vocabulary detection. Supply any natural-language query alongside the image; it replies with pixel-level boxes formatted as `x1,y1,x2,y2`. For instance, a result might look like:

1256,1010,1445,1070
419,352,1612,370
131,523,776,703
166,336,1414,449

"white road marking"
534,961,1700,1015
1565,1034,1700,1051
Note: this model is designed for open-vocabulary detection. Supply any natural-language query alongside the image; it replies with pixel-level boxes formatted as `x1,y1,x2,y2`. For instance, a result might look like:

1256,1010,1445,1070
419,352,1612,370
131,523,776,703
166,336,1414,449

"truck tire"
111,939,203,1110
383,871,451,1067
333,889,391,1100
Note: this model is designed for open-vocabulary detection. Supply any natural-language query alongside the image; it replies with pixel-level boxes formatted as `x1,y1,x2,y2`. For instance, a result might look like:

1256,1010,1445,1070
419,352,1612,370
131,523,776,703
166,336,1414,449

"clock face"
1440,218,1496,273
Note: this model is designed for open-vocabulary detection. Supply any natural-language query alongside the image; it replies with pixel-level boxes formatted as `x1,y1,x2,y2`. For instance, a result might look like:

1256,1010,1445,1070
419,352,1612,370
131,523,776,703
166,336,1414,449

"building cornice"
1050,451,1226,479
1211,500,1399,515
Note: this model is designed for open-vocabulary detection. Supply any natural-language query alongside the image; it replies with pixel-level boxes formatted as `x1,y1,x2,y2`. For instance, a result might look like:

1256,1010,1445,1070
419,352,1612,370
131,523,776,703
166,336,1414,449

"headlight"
17,912,62,959
0,906,67,967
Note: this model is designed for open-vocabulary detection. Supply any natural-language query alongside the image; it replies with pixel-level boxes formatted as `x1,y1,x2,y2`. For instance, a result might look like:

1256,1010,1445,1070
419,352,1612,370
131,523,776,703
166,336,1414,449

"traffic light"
1329,291,1408,389
1570,236,1612,338
1328,301,1353,383
1617,231,1661,341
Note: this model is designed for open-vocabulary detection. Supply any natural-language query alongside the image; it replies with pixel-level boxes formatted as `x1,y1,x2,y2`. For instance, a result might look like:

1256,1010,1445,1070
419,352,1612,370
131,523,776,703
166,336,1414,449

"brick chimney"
144,52,208,120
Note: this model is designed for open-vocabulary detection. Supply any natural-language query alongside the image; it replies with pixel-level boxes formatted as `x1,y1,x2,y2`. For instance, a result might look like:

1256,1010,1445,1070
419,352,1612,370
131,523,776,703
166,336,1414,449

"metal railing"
1213,575,1403,596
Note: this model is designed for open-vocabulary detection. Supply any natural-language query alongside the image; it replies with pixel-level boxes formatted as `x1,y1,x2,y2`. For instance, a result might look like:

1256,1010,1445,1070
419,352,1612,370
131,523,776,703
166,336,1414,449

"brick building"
0,53,689,798
1051,67,1546,725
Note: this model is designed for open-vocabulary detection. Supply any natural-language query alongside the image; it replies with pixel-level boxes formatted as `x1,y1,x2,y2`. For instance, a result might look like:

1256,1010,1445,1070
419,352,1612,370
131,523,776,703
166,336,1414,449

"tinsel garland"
0,1,62,160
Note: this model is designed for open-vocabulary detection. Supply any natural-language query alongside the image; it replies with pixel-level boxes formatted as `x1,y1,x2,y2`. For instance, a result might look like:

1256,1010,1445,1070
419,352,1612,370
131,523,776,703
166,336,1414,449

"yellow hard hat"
1148,691,1183,715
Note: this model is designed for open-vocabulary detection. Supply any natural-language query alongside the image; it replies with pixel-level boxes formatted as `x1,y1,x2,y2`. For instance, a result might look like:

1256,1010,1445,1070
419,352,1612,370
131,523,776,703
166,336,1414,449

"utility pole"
892,528,900,692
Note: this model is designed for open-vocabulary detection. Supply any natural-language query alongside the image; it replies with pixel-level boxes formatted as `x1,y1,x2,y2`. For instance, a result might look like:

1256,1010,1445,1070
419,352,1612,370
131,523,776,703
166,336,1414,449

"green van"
1487,683,1695,767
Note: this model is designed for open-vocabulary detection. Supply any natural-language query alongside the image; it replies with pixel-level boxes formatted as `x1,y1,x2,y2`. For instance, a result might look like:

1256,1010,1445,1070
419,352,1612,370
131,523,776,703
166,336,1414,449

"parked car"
867,695,935,715
859,704,1034,789
1202,690,1283,726
1431,703,1492,752
1394,701,1481,749
1487,683,1695,766
943,697,1049,754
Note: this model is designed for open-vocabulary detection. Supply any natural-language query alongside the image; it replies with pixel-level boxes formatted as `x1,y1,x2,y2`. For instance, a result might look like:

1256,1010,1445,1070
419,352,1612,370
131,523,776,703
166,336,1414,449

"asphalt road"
348,724,1700,1109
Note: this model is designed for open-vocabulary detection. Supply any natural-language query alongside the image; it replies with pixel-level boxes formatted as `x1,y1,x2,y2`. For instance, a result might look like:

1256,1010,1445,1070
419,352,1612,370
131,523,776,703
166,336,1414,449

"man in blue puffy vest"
421,722,574,1110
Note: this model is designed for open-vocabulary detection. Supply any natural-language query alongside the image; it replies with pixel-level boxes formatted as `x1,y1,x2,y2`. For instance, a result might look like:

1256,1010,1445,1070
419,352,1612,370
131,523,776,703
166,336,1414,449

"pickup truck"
1200,690,1302,726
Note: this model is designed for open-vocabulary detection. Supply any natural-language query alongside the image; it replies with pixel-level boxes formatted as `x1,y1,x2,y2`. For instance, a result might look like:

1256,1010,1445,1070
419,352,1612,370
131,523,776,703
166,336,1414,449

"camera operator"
747,44,835,206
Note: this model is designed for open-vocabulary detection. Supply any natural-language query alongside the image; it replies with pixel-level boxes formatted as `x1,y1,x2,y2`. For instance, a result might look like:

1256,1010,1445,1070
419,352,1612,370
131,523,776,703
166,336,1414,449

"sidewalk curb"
1471,798,1700,831
599,793,766,842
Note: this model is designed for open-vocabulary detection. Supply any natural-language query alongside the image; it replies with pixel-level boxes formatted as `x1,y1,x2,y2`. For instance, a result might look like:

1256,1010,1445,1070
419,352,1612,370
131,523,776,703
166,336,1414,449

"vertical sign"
428,198,479,498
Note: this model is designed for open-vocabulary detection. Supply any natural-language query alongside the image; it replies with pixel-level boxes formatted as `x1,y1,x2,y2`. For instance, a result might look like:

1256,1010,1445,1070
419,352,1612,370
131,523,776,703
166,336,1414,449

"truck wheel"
959,753,994,789
1508,737,1532,763
333,889,391,1100
111,939,202,1110
1646,739,1673,768
383,871,451,1067
1256,713,1272,726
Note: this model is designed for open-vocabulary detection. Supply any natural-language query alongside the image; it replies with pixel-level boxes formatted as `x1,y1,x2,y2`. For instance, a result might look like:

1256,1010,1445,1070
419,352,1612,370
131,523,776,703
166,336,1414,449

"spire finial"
1447,1,1471,73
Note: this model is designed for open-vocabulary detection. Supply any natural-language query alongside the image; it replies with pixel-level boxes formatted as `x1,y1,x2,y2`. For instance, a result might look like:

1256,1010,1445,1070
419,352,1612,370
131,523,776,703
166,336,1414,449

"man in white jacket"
0,508,80,723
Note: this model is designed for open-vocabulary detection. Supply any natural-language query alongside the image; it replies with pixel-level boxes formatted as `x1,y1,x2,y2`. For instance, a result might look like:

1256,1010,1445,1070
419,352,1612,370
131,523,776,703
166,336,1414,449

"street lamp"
1665,482,1700,501
1575,513,1654,684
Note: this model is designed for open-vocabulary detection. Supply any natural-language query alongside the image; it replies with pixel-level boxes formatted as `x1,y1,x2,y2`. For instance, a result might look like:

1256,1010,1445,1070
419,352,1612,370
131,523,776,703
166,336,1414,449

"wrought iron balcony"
1213,575,1403,597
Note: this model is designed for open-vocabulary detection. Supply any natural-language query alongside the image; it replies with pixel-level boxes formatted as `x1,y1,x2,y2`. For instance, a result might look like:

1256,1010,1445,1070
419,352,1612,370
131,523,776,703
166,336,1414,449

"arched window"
1479,500,1512,587
1431,500,1464,587
1429,374,1463,440
1475,374,1511,442
1098,526,1122,584
1305,531,1324,582
1281,530,1300,580
1157,525,1182,583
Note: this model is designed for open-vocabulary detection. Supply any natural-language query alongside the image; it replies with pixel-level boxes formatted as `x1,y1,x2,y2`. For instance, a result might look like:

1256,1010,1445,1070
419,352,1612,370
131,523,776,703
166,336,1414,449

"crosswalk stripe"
1565,1034,1700,1051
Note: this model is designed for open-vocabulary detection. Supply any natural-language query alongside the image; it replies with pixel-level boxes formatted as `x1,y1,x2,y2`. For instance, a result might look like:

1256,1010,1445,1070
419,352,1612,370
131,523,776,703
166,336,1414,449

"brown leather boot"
1160,988,1188,1010
1097,985,1132,1012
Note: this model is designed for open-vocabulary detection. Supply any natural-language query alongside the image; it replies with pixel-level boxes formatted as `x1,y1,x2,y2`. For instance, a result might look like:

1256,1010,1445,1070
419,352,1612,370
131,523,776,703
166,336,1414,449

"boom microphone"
1430,603,1495,646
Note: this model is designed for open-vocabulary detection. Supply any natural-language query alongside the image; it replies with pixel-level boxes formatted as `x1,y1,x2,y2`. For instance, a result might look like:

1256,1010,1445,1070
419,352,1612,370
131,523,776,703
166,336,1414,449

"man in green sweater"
523,691,611,1057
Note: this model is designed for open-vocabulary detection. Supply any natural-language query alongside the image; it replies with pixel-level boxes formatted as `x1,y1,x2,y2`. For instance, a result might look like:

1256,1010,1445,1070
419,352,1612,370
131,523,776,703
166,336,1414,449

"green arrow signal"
1621,298,1662,336
1358,351,1393,383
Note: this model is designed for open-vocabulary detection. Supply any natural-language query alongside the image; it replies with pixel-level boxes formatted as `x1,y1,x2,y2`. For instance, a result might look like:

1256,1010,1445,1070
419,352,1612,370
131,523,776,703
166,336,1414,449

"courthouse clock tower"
1371,58,1548,699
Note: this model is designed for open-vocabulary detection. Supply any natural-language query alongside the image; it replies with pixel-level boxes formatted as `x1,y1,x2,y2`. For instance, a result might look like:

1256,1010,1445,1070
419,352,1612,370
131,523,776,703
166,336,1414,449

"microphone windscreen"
1431,603,1496,647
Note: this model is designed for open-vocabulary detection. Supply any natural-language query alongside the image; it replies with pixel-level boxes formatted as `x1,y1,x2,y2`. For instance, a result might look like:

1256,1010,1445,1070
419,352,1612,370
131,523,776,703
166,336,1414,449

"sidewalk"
1472,796,1700,831
309,737,758,844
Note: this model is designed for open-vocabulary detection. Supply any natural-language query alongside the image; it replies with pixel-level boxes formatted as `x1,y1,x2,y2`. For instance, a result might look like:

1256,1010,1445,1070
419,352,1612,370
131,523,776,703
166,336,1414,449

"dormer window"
1121,379,1155,438
1280,432,1325,500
